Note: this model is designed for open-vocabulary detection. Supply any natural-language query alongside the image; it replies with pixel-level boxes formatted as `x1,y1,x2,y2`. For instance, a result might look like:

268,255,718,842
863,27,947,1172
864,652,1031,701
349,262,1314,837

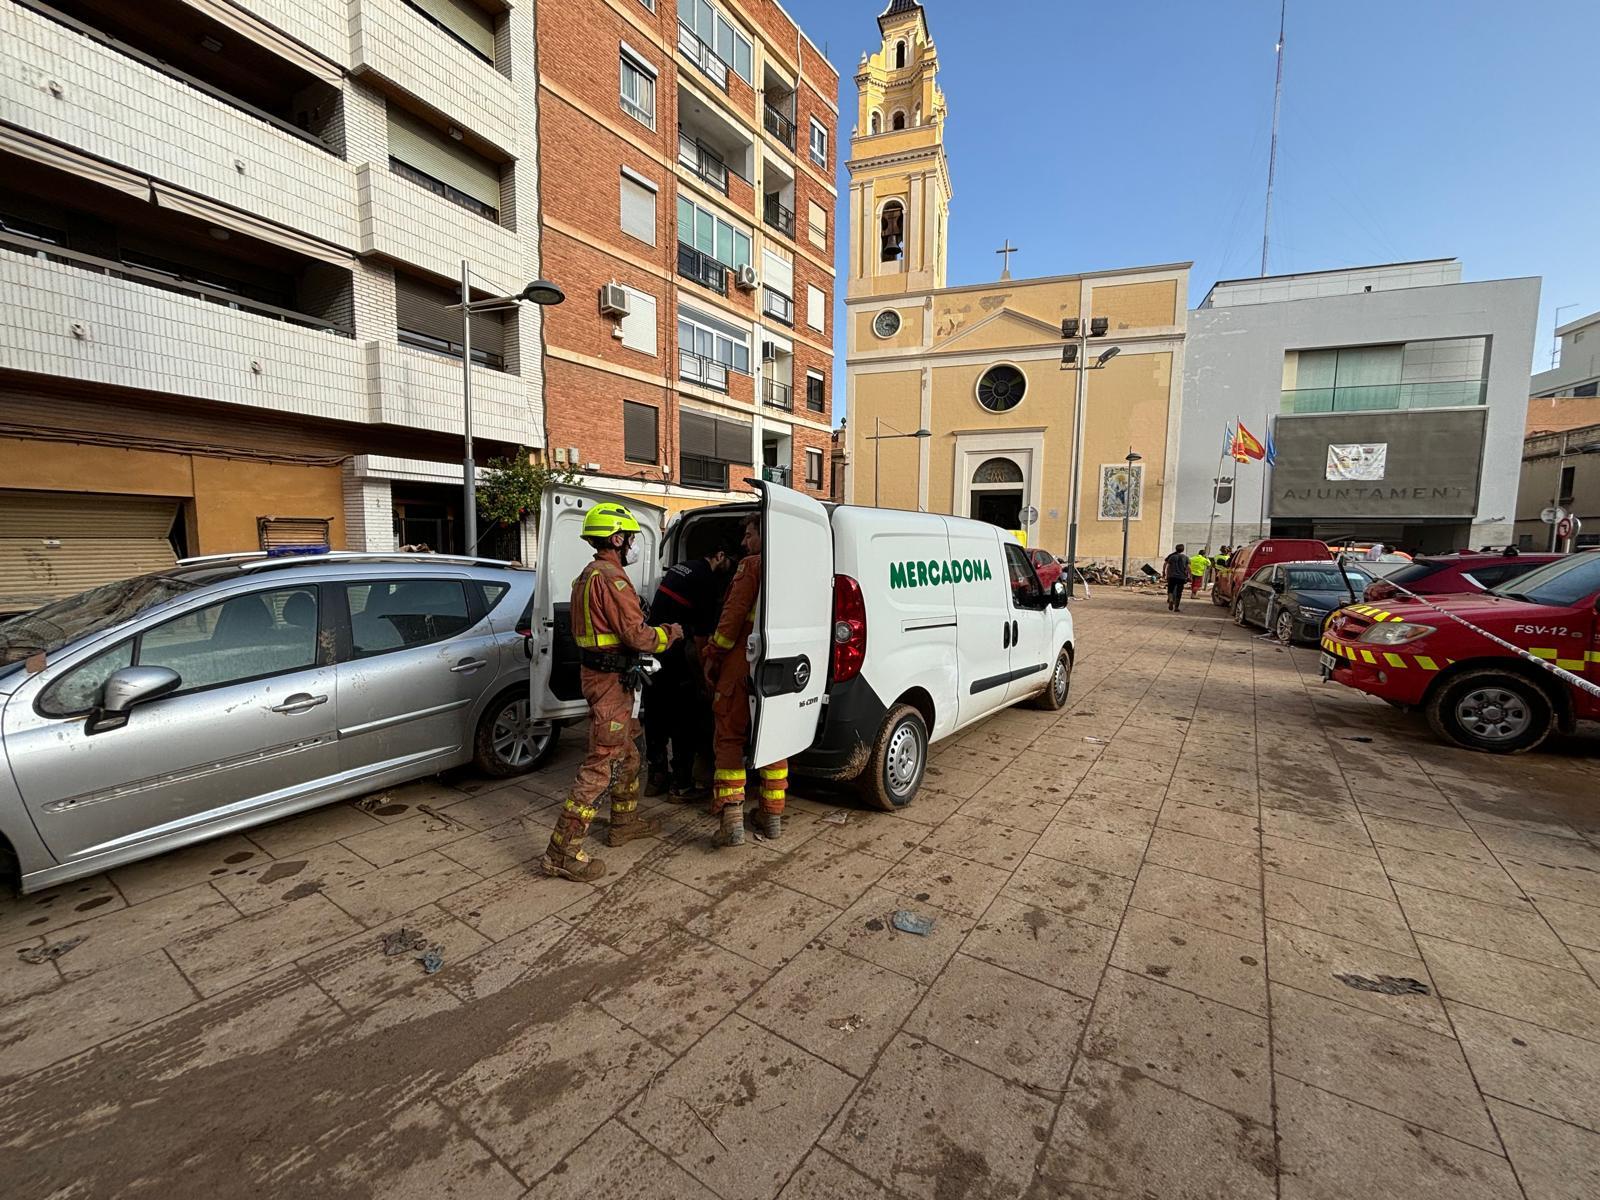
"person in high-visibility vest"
1189,547,1211,597
702,515,786,846
543,502,682,882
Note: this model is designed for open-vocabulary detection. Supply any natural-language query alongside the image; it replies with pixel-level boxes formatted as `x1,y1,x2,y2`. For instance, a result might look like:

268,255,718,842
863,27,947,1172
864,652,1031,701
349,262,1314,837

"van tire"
858,704,928,811
1029,647,1072,711
1425,669,1554,755
473,688,559,777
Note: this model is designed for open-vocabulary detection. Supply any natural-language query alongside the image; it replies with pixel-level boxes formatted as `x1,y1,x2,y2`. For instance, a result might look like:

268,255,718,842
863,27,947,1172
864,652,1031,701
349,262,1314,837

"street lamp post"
452,261,566,555
1119,448,1142,585
1060,318,1121,596
867,417,931,508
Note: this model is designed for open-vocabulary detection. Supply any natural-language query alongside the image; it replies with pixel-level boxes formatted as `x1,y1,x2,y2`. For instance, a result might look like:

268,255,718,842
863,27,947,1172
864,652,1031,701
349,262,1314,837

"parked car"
1027,547,1064,591
0,553,549,893
1363,551,1563,603
1321,549,1600,754
1212,538,1331,608
1233,560,1374,644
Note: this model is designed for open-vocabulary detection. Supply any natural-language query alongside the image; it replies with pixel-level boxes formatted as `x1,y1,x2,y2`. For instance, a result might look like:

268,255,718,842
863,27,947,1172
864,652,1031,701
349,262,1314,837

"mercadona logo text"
889,558,994,590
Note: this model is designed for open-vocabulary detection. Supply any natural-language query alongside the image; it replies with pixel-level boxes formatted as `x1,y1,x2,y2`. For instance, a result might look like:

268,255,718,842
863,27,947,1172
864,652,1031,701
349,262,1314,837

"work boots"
719,805,745,847
757,811,782,840
541,848,606,883
644,769,670,797
606,808,662,847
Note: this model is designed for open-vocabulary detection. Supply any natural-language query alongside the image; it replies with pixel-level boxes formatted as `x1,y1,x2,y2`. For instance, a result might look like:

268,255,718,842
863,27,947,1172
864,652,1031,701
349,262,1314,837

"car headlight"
1298,606,1329,619
1356,622,1435,645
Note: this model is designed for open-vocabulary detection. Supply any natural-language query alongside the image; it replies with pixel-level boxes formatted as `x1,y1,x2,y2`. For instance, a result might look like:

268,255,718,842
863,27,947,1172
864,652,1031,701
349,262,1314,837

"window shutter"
680,408,717,457
408,0,496,60
395,272,505,356
620,175,657,245
623,401,658,462
761,249,793,296
387,108,502,210
807,200,827,249
618,288,656,355
713,415,752,462
806,285,825,332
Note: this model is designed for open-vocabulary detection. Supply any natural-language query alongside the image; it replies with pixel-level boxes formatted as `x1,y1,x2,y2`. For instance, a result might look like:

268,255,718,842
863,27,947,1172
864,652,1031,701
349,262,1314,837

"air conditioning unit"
567,447,580,465
735,264,759,291
553,448,567,464
762,340,777,361
598,283,630,316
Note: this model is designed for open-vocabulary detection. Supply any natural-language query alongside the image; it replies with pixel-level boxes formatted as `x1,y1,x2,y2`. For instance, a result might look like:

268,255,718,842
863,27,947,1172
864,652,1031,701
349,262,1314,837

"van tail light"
830,574,866,683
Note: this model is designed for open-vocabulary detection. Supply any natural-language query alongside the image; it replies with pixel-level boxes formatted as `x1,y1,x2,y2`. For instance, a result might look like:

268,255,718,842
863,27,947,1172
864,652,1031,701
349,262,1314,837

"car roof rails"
176,550,522,572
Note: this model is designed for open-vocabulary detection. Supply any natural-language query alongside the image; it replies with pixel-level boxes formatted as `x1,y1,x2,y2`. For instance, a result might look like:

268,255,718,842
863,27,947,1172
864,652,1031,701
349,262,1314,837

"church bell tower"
848,1,951,298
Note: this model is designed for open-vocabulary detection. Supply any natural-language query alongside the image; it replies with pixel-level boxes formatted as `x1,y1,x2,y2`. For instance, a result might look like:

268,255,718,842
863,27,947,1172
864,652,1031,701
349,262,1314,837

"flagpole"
1205,424,1231,553
1258,411,1274,537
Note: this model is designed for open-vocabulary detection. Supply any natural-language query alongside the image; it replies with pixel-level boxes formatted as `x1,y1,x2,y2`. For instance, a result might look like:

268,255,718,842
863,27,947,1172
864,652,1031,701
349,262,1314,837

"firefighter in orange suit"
702,515,787,845
543,502,682,882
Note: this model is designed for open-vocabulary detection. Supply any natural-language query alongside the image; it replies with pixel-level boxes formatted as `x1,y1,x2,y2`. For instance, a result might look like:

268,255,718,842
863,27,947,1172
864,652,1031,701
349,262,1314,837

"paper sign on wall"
1326,443,1387,481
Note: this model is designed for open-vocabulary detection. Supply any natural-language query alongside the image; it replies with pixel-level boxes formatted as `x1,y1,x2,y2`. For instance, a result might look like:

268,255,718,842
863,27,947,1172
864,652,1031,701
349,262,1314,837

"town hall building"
844,1,1188,565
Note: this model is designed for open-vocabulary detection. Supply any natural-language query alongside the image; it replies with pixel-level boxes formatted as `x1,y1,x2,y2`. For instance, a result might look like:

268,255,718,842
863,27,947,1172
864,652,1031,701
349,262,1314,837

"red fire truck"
1319,551,1600,753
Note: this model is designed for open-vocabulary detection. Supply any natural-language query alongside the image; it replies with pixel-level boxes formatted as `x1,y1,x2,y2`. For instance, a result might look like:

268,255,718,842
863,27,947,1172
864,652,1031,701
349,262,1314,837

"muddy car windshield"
1489,553,1600,607
0,575,201,667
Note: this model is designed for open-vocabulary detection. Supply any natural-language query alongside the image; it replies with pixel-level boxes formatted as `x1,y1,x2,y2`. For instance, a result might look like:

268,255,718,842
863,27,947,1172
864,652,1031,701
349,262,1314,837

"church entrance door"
972,490,1024,529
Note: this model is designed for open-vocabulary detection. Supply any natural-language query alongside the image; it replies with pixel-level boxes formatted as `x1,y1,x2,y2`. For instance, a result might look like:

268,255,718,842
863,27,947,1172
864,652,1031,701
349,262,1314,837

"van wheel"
473,689,559,777
1425,669,1554,755
859,704,928,812
1029,647,1072,711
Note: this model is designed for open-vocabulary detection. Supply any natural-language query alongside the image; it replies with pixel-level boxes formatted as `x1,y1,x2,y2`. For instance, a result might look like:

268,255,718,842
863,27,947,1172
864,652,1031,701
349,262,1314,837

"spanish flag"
1232,421,1266,463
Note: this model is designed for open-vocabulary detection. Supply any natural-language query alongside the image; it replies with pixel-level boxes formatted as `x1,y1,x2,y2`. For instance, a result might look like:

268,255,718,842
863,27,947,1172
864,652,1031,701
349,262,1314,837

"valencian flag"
1222,422,1236,456
1265,421,1278,466
1232,421,1266,463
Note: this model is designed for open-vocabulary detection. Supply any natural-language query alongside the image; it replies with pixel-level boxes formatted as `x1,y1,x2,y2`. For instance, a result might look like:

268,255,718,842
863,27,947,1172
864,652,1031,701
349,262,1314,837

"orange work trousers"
549,668,642,856
708,649,787,816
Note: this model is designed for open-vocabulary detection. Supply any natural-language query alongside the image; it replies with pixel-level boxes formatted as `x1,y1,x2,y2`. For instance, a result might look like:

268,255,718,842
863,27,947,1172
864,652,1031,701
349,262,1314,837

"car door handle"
1003,622,1011,649
270,693,328,715
450,658,489,674
1012,619,1019,644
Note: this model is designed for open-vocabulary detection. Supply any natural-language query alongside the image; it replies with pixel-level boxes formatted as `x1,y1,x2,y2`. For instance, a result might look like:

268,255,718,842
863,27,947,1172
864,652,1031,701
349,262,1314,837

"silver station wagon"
0,552,554,893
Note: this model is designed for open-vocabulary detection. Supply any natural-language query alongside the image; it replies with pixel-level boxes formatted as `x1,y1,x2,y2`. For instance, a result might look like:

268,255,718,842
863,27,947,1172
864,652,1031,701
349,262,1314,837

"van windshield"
0,574,201,668
1490,554,1600,607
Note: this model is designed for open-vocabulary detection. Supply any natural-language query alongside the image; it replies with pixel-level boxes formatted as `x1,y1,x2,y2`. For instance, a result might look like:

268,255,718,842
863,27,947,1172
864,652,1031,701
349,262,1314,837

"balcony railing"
763,102,796,148
763,194,795,238
676,243,727,295
1280,379,1488,415
762,287,794,327
761,464,792,486
399,328,504,370
679,349,729,392
0,231,354,337
763,378,793,410
390,158,499,223
677,131,729,194
677,24,728,91
680,453,731,490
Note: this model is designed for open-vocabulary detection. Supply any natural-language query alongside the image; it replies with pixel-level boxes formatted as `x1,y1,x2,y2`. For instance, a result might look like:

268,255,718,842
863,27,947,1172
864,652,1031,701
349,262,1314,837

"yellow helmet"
581,502,642,540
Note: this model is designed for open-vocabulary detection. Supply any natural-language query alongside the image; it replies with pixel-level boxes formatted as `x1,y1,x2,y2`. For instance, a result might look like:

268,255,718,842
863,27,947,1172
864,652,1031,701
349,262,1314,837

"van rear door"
531,486,664,721
749,482,832,767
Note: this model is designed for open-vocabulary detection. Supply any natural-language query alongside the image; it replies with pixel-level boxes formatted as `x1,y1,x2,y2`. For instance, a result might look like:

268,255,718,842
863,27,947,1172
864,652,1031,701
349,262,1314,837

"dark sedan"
1233,560,1373,645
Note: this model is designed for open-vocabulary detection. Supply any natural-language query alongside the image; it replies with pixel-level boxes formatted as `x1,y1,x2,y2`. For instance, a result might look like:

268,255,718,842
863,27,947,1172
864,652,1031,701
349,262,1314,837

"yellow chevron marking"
1415,656,1440,671
1360,650,1378,664
1530,648,1557,660
1556,659,1585,671
1383,653,1408,668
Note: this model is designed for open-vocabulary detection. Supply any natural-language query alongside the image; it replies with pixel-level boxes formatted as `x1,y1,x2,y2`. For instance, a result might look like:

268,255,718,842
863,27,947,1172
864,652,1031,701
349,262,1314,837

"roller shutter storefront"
0,491,180,615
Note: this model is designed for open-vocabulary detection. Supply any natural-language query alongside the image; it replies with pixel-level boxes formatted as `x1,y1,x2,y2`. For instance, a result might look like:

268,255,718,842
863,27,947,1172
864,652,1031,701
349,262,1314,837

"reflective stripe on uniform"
652,626,669,653
711,631,736,650
760,789,785,802
573,571,623,648
759,766,787,781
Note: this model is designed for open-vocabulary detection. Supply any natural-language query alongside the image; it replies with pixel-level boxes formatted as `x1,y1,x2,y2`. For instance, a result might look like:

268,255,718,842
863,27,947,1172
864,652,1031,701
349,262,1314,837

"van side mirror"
1050,580,1069,609
86,666,181,735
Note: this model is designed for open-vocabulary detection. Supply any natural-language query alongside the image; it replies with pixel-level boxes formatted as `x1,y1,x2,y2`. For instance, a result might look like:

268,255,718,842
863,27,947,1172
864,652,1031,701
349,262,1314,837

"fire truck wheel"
1426,669,1554,755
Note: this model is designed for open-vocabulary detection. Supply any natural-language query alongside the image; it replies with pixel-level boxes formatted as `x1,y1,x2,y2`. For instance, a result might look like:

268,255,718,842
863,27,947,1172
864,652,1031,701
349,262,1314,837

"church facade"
845,1,1188,564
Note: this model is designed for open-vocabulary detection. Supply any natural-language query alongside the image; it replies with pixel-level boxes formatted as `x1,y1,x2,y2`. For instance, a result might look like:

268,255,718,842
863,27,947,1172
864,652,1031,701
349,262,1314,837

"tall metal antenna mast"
1260,0,1286,277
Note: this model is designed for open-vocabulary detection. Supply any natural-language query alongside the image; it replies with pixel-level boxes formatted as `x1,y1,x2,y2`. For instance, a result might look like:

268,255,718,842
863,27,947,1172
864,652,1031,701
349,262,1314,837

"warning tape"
1333,567,1600,703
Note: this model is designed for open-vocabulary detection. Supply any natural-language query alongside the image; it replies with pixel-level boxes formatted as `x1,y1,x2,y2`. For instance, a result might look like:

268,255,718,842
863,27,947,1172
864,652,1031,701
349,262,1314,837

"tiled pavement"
3,592,1600,1198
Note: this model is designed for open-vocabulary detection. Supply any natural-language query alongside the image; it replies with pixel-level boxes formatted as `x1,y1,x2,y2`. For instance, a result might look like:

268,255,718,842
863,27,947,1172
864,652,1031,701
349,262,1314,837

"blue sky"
797,0,1598,378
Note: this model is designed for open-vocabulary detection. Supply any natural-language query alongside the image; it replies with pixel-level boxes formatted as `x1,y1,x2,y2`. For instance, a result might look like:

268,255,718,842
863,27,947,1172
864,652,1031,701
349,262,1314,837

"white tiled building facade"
0,0,548,591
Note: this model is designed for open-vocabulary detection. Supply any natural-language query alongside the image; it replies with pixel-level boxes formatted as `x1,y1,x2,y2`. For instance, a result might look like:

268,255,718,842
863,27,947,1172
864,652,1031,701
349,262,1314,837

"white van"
530,483,1075,809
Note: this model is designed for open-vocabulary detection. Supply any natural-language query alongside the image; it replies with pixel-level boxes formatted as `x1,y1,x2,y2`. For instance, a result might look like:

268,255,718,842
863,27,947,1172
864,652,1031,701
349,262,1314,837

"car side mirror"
1050,580,1069,609
86,666,181,736
1271,579,1286,593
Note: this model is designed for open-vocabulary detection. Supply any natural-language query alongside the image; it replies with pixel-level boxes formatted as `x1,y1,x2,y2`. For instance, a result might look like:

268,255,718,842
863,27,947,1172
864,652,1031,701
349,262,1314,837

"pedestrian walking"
1189,546,1211,598
542,503,682,883
703,516,787,846
643,540,737,801
1163,543,1189,612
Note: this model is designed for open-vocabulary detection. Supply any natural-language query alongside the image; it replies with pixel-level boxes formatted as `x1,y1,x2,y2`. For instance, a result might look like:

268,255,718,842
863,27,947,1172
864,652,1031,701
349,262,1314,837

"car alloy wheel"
491,696,549,768
1275,610,1296,645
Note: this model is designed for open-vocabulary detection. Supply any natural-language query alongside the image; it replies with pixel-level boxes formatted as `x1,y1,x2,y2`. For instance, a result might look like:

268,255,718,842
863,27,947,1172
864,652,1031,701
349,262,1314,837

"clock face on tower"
873,309,902,338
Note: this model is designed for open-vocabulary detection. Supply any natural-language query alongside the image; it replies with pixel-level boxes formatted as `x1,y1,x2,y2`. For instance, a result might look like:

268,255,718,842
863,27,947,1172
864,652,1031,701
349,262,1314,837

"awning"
0,127,149,199
150,184,354,266
0,492,180,615
181,0,343,89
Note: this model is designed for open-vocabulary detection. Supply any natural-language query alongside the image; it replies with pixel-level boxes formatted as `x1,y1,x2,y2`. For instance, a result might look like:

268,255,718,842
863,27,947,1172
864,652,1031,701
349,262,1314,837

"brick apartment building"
534,0,838,518
1,0,553,610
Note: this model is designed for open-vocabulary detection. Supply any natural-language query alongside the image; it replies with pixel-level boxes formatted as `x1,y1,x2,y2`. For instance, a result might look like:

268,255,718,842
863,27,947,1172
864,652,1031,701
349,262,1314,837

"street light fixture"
1060,316,1122,596
1119,448,1142,585
866,418,931,508
451,262,566,554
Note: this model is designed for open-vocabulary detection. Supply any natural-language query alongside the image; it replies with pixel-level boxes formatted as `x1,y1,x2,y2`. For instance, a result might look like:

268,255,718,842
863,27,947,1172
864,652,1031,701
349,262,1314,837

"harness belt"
580,649,638,674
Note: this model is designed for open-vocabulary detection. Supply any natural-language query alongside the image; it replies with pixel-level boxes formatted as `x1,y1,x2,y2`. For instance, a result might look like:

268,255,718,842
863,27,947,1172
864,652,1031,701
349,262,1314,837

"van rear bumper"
794,676,888,780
